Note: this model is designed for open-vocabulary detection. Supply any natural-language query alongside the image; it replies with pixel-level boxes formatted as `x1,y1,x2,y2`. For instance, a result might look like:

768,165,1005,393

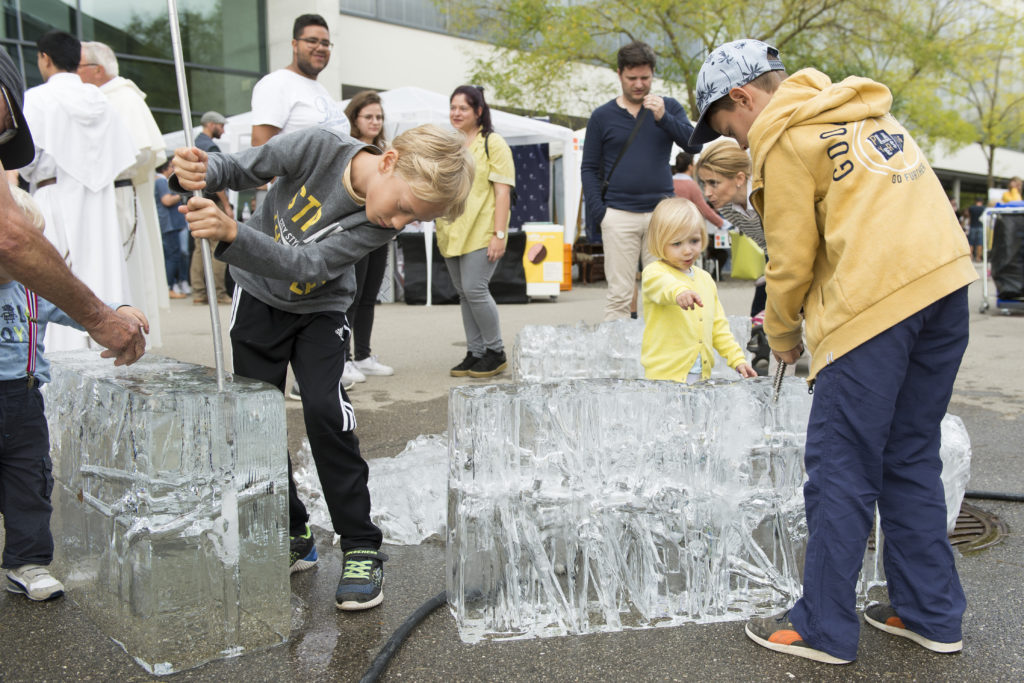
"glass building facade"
2,0,267,134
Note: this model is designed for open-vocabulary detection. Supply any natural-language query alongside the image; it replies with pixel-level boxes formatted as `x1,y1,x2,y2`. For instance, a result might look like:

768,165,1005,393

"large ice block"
45,351,290,675
512,316,751,383
446,378,972,643
447,377,809,642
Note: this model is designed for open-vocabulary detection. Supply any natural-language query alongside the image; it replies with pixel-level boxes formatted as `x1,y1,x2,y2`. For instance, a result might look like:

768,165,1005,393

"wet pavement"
1,269,1021,682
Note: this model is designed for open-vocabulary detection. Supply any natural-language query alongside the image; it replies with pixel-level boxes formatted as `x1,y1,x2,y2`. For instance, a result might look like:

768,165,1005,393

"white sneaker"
179,280,191,294
353,355,394,376
6,564,65,601
171,282,183,295
343,361,367,384
287,383,302,401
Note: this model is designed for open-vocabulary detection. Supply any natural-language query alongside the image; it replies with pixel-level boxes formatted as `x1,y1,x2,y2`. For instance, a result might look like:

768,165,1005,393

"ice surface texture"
445,378,972,643
512,317,751,383
45,351,290,675
293,433,448,545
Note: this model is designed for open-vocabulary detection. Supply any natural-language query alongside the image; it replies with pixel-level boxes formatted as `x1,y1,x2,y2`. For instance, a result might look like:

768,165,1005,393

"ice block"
512,316,751,383
445,377,971,642
46,351,290,675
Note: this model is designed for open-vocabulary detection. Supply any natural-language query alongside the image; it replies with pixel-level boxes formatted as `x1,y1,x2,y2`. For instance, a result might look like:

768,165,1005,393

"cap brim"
0,98,35,170
688,111,721,147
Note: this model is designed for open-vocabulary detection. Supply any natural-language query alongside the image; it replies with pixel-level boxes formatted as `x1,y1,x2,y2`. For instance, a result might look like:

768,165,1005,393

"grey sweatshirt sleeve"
216,216,399,282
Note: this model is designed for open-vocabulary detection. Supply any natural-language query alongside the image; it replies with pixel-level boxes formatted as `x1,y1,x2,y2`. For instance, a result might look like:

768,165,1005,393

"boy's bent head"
647,197,707,261
689,40,787,148
389,124,474,221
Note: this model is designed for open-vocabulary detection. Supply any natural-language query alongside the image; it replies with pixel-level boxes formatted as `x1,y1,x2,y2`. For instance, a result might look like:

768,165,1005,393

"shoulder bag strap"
601,108,648,202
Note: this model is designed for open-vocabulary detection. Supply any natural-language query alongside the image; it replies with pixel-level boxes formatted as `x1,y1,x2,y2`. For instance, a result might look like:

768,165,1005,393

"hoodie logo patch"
867,131,904,160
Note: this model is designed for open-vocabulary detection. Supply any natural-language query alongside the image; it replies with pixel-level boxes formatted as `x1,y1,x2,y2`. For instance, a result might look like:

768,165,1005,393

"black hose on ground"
359,590,448,683
964,490,1024,503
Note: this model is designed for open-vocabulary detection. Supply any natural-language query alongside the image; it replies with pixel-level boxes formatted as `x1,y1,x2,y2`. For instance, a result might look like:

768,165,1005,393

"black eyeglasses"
298,37,333,49
0,86,18,145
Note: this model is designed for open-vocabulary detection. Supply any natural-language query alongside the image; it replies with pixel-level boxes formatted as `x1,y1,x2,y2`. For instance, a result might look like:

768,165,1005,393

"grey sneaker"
6,564,65,601
864,604,963,653
335,548,387,611
745,611,852,664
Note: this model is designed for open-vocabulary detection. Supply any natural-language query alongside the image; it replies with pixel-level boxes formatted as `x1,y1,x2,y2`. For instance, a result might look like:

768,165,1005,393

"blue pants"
789,287,969,661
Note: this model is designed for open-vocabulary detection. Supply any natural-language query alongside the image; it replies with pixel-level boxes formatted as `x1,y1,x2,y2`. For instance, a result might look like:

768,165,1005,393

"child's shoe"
289,524,318,574
6,564,65,601
864,604,962,653
745,611,852,664
335,548,387,611
467,348,507,378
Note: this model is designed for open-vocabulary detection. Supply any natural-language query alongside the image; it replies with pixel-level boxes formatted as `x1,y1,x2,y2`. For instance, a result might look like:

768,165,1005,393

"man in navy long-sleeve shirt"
581,41,702,321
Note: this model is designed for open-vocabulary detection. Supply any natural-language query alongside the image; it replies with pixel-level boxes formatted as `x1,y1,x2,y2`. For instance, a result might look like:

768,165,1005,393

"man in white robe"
79,41,168,347
16,30,136,351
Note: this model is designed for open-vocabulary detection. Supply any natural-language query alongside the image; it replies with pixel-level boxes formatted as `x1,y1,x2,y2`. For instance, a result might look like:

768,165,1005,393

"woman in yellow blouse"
436,85,515,377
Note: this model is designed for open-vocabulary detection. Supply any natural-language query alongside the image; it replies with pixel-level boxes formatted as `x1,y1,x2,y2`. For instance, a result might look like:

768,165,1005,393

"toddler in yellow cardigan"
640,197,756,383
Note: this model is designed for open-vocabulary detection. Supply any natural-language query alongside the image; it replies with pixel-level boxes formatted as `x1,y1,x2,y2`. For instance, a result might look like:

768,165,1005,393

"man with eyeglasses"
77,40,169,345
14,30,138,352
250,13,348,148
0,46,145,365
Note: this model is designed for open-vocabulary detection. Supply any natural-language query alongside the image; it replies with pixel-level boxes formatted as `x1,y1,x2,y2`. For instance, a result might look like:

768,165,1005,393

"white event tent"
163,86,581,241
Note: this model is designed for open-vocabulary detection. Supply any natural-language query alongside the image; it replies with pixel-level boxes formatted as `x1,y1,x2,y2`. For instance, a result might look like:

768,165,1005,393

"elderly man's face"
77,51,105,86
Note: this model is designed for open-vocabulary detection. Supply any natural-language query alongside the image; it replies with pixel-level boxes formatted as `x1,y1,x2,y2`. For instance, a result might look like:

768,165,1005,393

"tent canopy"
163,86,581,239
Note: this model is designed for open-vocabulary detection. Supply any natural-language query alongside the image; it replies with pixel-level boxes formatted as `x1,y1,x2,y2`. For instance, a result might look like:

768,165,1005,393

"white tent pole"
166,0,226,390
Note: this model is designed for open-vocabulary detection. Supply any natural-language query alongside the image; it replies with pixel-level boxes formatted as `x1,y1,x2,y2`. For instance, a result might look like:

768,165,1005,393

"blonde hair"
695,139,751,180
391,124,475,220
647,198,706,261
9,184,45,231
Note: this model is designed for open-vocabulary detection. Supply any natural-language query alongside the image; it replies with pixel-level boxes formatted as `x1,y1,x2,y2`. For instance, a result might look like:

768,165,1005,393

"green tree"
445,0,998,147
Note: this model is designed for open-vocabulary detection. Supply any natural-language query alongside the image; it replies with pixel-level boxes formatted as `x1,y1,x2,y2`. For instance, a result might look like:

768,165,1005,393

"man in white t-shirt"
250,13,347,146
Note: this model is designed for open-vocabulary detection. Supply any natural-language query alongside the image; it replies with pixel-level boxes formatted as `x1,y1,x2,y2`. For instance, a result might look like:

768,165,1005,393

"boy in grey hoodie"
173,123,472,610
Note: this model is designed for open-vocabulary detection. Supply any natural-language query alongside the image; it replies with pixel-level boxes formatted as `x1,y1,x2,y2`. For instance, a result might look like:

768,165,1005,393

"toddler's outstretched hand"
676,290,703,310
182,196,238,243
735,362,757,378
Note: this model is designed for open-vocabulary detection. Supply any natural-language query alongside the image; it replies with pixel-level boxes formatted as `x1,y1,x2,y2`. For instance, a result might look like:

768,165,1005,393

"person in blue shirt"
0,185,147,602
581,40,702,321
155,159,189,298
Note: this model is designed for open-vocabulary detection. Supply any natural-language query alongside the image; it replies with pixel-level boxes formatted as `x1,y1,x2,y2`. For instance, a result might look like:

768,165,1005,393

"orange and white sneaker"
745,612,852,664
864,604,962,653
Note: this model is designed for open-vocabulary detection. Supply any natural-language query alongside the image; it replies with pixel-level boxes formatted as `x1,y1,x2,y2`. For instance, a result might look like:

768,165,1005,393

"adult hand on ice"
676,290,703,310
93,309,147,366
172,147,208,191
772,344,803,365
182,196,237,243
115,305,150,335
735,362,757,378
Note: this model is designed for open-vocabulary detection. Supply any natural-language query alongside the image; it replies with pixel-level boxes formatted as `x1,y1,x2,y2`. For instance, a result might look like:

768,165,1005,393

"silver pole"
166,0,226,390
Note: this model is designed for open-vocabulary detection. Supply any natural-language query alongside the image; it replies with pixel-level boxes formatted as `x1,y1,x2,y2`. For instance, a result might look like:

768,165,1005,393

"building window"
2,0,266,134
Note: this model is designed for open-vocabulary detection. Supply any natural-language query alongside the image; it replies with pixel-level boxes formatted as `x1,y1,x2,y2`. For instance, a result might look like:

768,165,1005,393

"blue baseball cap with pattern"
688,39,785,147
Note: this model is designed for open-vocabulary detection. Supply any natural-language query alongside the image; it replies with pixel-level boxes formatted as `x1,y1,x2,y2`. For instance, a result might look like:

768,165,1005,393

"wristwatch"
494,230,506,239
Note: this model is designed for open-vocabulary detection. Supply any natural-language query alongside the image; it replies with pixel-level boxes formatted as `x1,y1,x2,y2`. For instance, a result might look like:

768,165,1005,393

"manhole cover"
951,502,1008,552
867,502,1006,552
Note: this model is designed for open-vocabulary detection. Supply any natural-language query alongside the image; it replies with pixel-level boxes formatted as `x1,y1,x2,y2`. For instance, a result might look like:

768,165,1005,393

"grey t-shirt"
174,126,396,314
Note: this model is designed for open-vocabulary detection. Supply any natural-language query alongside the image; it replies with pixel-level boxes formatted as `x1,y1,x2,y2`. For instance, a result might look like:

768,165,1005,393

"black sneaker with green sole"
450,352,479,377
467,348,507,378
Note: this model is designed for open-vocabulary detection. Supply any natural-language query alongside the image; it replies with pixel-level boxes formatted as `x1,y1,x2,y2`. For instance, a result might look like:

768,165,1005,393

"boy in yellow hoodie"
689,40,977,665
